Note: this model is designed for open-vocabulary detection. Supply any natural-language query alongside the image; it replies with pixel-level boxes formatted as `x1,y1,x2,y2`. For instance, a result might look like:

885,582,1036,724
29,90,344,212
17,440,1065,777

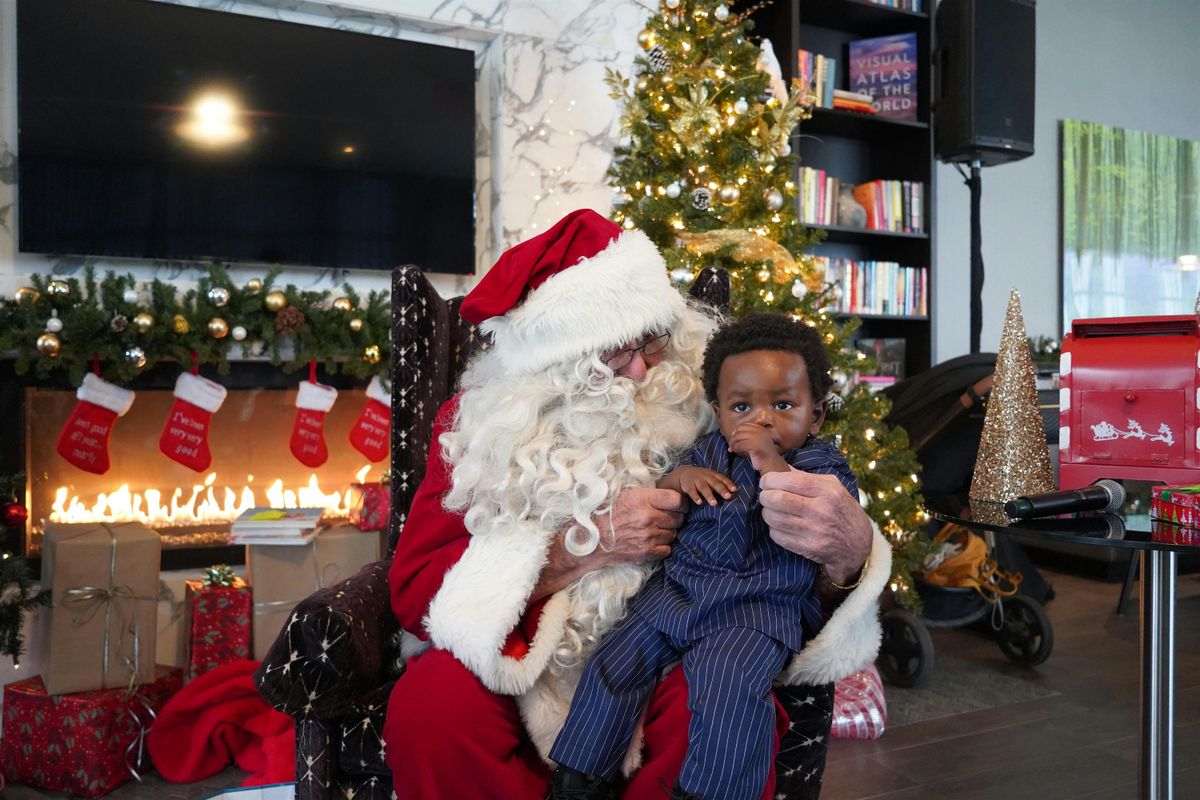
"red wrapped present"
0,665,182,797
1150,484,1200,526
831,664,888,740
1151,518,1200,546
186,566,252,682
348,482,390,532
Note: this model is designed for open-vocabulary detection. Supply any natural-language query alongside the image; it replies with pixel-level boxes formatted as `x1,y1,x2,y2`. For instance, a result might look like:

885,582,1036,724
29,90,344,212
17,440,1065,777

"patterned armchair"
255,265,834,800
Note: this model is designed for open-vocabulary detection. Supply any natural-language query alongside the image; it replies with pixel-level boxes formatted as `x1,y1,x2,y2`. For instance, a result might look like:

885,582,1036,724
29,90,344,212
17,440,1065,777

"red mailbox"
1059,315,1200,490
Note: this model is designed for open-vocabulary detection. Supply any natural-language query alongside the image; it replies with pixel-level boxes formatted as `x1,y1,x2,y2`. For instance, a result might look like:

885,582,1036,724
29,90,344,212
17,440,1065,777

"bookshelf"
753,0,936,378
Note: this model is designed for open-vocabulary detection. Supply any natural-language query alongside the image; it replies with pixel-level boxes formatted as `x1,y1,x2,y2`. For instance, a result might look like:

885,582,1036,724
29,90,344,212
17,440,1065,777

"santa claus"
384,209,890,799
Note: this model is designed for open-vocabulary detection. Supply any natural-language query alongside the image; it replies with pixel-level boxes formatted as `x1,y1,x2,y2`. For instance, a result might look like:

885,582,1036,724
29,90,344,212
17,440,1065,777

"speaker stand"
968,158,983,354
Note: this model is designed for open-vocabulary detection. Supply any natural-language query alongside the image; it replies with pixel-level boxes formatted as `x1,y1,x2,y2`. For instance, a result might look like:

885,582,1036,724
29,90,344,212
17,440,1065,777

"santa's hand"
760,469,872,586
596,487,687,565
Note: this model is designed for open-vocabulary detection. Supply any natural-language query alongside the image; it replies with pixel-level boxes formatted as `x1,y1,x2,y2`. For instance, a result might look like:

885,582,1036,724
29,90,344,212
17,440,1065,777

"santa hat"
460,209,686,373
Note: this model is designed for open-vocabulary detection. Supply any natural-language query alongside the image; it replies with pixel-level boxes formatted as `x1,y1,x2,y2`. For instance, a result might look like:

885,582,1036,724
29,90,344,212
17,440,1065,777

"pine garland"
0,265,391,386
0,473,48,667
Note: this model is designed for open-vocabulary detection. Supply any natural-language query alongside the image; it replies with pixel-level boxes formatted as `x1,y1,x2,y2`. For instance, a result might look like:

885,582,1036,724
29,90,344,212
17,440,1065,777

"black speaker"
935,0,1036,166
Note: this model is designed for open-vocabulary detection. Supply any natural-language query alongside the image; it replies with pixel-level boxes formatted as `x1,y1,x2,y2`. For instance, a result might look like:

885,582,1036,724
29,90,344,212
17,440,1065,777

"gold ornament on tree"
172,314,191,334
207,317,229,339
46,280,70,297
246,278,263,293
349,317,364,333
969,288,1055,506
36,332,61,357
332,297,353,313
718,182,741,205
14,287,39,303
133,313,154,334
677,229,823,290
636,28,655,49
264,290,288,312
363,345,381,365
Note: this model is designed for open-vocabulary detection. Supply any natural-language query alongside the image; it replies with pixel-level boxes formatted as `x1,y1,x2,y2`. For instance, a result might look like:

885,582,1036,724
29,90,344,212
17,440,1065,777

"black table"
926,495,1199,800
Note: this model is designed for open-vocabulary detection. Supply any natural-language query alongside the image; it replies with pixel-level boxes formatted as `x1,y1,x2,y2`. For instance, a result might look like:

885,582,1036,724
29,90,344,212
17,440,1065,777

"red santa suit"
382,210,892,799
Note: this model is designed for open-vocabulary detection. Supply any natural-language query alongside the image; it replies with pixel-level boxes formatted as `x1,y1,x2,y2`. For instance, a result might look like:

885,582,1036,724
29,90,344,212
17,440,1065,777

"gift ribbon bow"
124,691,157,782
59,524,156,694
203,563,238,587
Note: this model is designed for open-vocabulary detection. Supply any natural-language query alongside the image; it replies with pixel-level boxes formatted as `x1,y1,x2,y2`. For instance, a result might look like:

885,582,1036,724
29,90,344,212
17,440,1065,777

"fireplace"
7,362,380,569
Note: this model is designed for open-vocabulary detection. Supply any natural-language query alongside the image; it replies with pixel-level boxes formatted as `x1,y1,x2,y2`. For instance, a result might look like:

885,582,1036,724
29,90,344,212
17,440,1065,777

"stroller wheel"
996,594,1054,666
877,609,935,688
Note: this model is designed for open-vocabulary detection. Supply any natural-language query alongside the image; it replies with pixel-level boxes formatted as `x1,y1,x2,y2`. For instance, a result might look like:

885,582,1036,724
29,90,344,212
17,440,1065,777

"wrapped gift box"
0,665,182,797
831,664,888,740
348,482,390,532
186,575,252,681
1150,484,1200,526
41,522,161,695
247,524,385,659
1151,518,1200,546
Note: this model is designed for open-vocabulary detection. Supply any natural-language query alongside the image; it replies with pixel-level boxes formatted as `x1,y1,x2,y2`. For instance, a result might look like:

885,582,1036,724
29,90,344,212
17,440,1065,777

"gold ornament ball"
636,28,655,49
756,268,771,283
718,183,741,205
246,278,263,293
349,317,364,333
14,286,39,303
363,344,382,365
264,290,288,312
133,312,155,334
172,314,190,334
207,317,230,339
332,296,353,313
46,280,70,297
36,332,61,357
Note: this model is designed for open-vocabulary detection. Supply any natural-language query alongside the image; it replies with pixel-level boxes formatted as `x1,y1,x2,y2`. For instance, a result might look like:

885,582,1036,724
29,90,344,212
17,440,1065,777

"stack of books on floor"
231,507,325,545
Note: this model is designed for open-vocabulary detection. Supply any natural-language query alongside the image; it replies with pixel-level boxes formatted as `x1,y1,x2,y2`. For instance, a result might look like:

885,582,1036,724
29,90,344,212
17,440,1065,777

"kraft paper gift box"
247,524,385,659
41,522,161,695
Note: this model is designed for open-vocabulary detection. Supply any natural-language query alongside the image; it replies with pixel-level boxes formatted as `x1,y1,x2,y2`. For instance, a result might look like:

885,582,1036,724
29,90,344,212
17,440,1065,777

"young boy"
547,313,858,800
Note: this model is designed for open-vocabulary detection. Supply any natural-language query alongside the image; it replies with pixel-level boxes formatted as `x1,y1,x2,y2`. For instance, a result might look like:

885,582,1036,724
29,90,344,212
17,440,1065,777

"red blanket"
147,659,294,786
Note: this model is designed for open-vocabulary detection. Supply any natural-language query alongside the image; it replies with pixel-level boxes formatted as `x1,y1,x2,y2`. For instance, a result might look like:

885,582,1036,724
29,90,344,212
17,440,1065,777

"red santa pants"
383,647,788,799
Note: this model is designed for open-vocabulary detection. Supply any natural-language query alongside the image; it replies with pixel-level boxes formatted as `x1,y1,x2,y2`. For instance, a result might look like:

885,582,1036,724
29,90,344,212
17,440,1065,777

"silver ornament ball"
122,288,139,304
665,0,681,8
765,188,785,211
714,4,730,21
666,182,682,199
791,279,807,299
45,313,64,333
778,142,792,157
691,187,713,211
669,267,693,285
830,369,848,393
231,325,247,342
207,286,231,307
124,346,147,369
612,191,630,207
733,97,749,115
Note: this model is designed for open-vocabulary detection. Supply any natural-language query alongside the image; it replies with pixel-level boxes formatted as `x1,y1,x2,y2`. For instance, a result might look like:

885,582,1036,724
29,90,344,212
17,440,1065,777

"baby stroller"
873,354,1055,688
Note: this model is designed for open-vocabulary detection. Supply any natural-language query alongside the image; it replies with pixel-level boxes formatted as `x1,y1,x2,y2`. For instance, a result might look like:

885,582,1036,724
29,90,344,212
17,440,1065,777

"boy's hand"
728,422,789,473
661,466,738,506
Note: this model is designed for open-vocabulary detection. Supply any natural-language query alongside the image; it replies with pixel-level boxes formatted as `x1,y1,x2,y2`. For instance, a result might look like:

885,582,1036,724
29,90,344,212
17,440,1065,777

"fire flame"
48,465,374,528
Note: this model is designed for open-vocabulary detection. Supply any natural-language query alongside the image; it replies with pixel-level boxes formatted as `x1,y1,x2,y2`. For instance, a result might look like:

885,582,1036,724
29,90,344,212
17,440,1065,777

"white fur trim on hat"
173,372,227,413
365,375,390,406
482,229,687,374
779,525,893,686
296,381,338,412
77,373,135,416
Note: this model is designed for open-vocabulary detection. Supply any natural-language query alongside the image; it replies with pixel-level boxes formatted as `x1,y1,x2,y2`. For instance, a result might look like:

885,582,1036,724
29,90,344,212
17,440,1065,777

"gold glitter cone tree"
970,289,1055,504
606,0,930,608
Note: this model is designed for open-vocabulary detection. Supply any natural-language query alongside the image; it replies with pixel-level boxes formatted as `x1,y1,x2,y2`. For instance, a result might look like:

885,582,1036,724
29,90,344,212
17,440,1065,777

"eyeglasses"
603,331,672,371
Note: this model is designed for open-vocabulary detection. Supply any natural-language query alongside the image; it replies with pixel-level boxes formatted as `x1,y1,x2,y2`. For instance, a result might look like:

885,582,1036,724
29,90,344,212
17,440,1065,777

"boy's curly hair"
700,313,833,403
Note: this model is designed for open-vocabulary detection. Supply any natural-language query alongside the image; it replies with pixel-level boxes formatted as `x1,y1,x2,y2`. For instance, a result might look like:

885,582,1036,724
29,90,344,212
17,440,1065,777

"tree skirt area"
884,655,1060,728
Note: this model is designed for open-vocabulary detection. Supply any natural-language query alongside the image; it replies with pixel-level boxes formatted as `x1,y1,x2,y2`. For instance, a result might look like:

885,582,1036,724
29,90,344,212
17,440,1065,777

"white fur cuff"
77,373,135,416
173,372,227,413
365,375,390,406
296,380,338,412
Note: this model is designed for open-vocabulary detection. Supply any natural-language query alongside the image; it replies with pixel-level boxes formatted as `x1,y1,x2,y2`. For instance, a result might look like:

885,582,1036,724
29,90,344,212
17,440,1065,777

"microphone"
1003,479,1126,519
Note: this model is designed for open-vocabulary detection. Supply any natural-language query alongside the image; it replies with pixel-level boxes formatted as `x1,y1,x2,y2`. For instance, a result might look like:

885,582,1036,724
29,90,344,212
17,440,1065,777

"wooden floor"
823,567,1200,800
6,567,1198,799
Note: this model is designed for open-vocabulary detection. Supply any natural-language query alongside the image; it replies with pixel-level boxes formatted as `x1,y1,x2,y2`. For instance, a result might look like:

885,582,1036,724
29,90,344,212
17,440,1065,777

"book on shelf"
848,32,918,121
855,338,908,379
849,179,924,233
797,49,837,109
859,374,898,393
231,506,325,545
863,0,923,11
816,257,928,317
832,89,876,113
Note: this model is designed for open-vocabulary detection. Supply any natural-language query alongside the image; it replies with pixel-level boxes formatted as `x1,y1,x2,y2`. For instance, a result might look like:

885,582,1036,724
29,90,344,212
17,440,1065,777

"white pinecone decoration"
691,187,713,211
647,45,669,74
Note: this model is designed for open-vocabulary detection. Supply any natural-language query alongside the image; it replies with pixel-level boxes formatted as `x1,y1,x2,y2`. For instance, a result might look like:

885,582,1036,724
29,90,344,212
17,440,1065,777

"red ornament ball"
1,502,27,528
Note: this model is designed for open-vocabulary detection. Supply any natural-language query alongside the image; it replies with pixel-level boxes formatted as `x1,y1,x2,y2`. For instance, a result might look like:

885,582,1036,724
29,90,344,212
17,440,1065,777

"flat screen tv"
17,0,476,274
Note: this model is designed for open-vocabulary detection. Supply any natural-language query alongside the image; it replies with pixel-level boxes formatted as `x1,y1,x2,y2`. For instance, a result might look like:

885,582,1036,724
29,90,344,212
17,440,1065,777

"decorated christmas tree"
606,0,930,607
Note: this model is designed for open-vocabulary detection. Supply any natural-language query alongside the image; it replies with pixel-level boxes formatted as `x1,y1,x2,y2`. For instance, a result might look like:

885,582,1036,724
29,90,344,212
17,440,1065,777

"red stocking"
55,373,135,475
159,372,228,472
348,376,391,463
290,379,338,468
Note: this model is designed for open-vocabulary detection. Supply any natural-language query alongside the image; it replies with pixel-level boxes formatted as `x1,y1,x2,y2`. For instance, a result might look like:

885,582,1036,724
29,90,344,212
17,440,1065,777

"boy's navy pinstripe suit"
549,430,858,799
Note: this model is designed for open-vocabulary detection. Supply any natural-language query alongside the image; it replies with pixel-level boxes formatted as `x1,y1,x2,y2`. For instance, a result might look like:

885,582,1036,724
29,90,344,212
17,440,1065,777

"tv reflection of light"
176,90,249,148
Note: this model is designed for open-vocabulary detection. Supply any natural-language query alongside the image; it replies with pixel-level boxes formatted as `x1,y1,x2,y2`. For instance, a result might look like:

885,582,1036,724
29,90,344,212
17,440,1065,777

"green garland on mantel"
0,265,390,386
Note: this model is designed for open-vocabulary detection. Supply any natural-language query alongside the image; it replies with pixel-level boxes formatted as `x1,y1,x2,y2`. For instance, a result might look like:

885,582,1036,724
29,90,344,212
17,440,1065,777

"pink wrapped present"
831,664,888,740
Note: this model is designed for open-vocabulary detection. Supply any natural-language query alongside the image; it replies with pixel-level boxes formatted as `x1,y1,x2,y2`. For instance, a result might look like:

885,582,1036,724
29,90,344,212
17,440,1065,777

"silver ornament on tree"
691,187,713,211
122,288,139,304
664,0,680,8
44,311,64,333
647,45,669,74
718,183,741,205
669,267,693,285
765,188,785,211
778,141,792,157
791,279,807,299
207,286,230,307
124,346,147,369
830,369,848,394
714,3,730,21
733,96,749,115
666,182,682,199
231,325,248,342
